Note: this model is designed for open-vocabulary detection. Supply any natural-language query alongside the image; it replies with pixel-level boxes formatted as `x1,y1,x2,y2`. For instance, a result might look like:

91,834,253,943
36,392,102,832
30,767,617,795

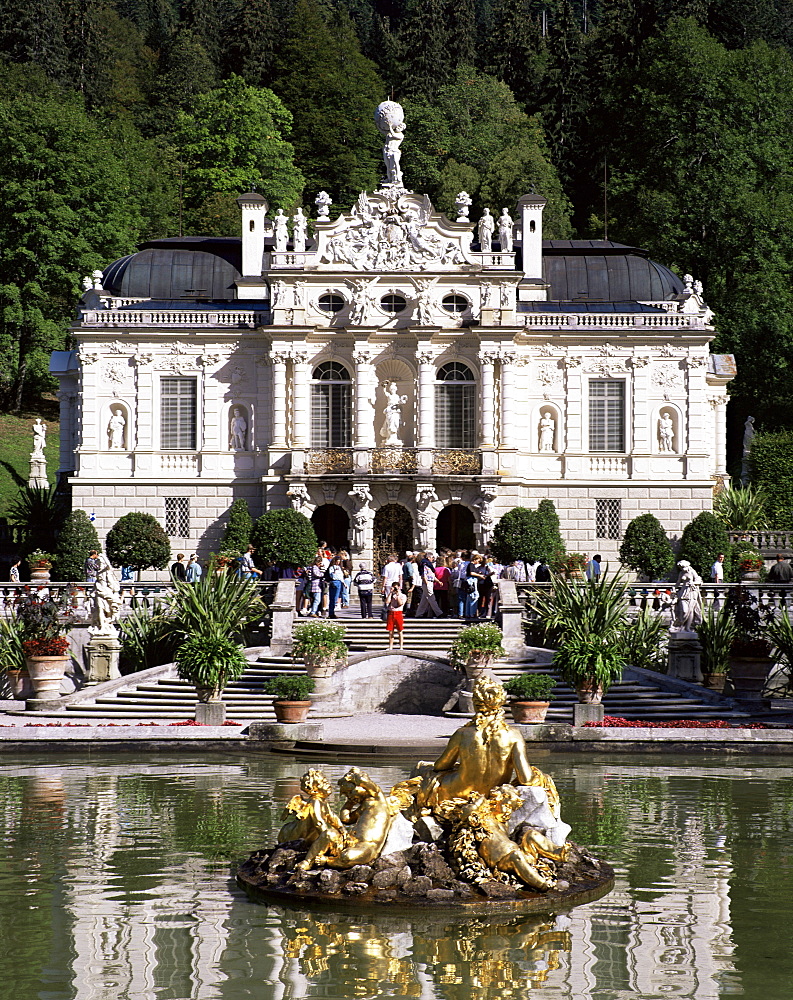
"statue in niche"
229,407,248,451
658,411,674,452
539,412,555,452
292,208,307,252
498,208,514,252
107,407,126,450
478,208,494,252
374,101,406,187
273,209,289,252
32,418,47,457
270,279,284,307
380,382,407,447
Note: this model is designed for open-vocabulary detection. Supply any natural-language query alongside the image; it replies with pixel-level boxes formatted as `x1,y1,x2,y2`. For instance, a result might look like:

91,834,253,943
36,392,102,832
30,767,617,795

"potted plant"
16,590,71,701
448,622,506,678
726,587,775,702
552,551,587,578
263,673,316,722
0,612,32,699
27,548,55,584
213,550,240,574
503,673,556,723
553,635,625,703
695,605,738,692
293,619,348,679
175,632,248,703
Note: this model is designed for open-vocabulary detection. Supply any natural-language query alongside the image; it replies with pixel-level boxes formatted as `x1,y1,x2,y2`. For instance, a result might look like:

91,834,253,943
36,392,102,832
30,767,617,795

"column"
684,353,708,479
132,355,155,476
416,349,436,450
562,355,583,478
478,352,497,447
713,395,728,475
353,349,376,449
499,351,518,450
291,349,311,448
270,352,289,446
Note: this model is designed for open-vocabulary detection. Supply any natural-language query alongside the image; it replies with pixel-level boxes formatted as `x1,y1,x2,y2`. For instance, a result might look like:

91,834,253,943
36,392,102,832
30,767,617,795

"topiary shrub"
750,430,793,528
619,513,675,581
222,498,253,553
678,512,731,582
106,512,171,574
51,509,100,582
250,508,317,568
490,501,565,565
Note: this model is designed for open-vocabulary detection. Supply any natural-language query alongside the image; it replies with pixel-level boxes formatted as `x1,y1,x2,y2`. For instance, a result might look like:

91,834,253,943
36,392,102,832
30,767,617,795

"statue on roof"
374,101,406,188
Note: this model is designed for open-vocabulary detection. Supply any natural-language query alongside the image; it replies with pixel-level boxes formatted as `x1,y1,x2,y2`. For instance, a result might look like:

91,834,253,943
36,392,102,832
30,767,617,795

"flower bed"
582,716,769,729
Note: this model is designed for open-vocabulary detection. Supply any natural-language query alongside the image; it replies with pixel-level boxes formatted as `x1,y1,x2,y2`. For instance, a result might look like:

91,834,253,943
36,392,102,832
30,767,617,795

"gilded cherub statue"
437,784,568,891
278,769,345,870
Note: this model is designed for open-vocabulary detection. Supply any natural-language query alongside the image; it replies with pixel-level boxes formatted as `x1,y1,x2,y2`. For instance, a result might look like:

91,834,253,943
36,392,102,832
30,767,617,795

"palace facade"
51,117,733,569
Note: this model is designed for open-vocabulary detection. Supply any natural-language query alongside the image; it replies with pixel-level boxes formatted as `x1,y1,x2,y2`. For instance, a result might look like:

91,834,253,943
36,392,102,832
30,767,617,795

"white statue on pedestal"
673,560,703,632
539,413,555,452
498,208,514,252
274,209,289,252
32,418,47,457
455,191,472,222
315,191,333,219
292,208,307,252
348,485,374,552
92,552,122,635
374,101,406,187
229,407,248,450
741,415,755,485
380,382,407,447
658,411,674,452
108,407,126,450
478,208,494,252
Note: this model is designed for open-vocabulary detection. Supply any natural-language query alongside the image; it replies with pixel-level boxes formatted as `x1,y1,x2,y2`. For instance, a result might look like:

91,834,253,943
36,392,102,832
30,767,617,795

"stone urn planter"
575,680,605,705
195,686,222,704
729,652,773,702
703,672,727,694
449,624,506,681
463,652,496,680
6,668,33,700
510,700,551,723
25,655,70,701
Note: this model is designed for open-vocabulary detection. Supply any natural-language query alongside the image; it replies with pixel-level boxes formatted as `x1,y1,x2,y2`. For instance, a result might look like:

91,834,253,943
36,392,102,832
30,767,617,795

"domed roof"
541,241,684,302
102,237,242,301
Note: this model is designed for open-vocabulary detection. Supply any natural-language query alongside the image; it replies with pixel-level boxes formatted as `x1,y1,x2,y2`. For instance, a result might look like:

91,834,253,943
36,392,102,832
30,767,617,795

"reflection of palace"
51,106,732,568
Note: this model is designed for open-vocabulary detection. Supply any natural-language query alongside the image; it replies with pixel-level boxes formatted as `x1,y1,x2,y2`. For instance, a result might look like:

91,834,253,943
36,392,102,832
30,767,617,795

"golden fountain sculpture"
239,676,613,908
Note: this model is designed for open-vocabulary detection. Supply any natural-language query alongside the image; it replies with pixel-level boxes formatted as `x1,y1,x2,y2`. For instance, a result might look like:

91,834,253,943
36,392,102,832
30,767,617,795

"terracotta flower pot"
510,700,550,723
464,652,495,680
575,680,604,705
273,700,312,723
6,669,32,700
30,566,51,584
25,655,70,701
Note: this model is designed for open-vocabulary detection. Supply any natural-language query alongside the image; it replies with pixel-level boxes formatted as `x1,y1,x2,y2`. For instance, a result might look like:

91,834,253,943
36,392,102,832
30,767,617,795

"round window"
318,293,345,313
442,294,468,313
380,293,407,314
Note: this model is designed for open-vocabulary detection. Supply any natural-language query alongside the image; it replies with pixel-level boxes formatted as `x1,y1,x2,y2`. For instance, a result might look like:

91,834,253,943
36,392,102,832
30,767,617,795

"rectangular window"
596,499,622,539
311,384,351,448
436,384,476,449
165,497,190,537
589,380,625,451
161,378,197,450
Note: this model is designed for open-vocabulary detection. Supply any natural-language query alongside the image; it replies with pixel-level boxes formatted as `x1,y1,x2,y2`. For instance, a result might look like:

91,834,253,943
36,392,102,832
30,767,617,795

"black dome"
102,237,242,301
541,241,684,302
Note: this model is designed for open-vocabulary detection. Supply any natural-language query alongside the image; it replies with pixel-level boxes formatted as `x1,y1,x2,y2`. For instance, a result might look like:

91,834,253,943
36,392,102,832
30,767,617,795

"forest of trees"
1,0,792,451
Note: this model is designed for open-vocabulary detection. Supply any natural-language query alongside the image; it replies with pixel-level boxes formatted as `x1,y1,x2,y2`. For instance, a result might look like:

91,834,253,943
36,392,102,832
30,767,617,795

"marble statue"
478,208,495,252
380,382,407,447
539,413,555,452
741,415,755,485
455,191,472,222
292,208,307,252
349,279,375,325
658,411,674,452
315,190,332,219
92,552,122,635
373,101,406,187
287,484,311,512
229,407,248,451
497,208,514,252
32,418,47,457
673,560,703,631
415,279,436,325
108,407,126,450
273,209,289,252
348,485,374,551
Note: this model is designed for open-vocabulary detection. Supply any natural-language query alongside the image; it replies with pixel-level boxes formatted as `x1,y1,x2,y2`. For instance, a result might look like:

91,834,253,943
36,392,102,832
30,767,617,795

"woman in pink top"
434,557,452,617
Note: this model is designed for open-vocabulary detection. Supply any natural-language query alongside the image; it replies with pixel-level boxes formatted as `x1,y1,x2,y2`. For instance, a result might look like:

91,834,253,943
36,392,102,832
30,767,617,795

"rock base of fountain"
237,837,613,913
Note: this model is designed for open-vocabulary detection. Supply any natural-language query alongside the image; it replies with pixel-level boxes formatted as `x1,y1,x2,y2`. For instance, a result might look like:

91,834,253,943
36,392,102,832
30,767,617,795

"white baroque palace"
51,104,734,568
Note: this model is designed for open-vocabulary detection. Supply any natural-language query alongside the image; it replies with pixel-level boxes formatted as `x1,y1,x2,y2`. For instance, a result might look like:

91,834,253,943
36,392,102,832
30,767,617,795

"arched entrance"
311,504,350,551
373,504,413,571
436,504,476,552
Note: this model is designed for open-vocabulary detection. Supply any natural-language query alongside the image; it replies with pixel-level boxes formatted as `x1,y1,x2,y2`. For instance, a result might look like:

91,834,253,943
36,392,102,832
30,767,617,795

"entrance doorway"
436,504,476,552
372,504,413,571
311,504,350,551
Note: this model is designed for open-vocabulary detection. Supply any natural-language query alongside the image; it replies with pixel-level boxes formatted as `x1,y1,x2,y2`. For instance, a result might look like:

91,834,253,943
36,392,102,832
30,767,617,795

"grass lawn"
0,398,61,519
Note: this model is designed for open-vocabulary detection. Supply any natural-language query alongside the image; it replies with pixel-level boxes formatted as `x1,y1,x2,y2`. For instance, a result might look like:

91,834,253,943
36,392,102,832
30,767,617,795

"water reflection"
0,754,791,1000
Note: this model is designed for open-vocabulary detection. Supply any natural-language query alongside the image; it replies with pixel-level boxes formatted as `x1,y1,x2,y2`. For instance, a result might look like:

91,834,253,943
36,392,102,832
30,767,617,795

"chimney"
516,192,546,282
237,191,269,277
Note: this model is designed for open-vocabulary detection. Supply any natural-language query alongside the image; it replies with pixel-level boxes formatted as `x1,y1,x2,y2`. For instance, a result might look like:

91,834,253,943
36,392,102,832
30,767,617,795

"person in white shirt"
381,555,402,596
710,553,725,584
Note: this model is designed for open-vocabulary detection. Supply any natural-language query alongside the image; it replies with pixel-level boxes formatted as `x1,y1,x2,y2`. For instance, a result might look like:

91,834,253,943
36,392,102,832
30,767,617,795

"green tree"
678,511,731,582
250,509,317,567
397,0,452,99
170,75,304,218
485,0,549,108
490,501,564,564
619,513,675,581
749,430,793,529
272,1,383,207
222,498,254,553
106,512,171,573
535,499,565,562
223,0,276,87
51,509,100,582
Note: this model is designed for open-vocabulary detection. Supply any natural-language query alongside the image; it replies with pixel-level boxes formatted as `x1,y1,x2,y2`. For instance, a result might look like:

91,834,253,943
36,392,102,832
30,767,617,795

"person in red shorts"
386,581,407,650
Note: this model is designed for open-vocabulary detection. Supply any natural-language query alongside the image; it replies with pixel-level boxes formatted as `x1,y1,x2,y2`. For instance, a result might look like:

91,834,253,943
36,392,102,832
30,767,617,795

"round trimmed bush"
222,498,253,553
619,513,675,581
106,512,171,573
250,508,317,567
51,509,100,581
491,501,564,565
678,511,731,582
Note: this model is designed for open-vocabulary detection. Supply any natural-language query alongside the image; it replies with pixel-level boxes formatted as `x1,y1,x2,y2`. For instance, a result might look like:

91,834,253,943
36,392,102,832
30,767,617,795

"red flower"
23,637,70,656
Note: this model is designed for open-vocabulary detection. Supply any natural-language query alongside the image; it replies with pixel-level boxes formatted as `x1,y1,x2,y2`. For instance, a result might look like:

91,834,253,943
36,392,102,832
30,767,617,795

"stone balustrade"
728,531,793,557
80,309,263,328
520,312,702,330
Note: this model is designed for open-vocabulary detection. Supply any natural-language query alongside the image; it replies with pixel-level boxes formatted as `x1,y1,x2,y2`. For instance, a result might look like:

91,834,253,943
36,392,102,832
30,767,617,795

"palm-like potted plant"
726,588,775,702
293,619,348,679
263,673,316,723
503,672,556,723
16,590,71,702
696,605,738,692
175,631,249,703
448,623,506,678
0,612,31,698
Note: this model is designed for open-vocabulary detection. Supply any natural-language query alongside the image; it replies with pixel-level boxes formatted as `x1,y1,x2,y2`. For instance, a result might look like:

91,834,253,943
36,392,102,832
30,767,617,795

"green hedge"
750,430,793,528
678,512,732,581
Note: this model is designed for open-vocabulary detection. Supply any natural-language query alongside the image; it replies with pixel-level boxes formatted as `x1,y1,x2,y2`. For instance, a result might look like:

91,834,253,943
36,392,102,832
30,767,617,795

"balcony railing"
305,449,354,474
727,531,793,557
432,449,481,475
79,309,263,328
372,448,418,474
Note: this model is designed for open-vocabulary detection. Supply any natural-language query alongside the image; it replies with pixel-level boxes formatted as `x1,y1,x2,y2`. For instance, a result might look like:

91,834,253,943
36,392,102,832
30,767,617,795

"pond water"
1,749,791,1000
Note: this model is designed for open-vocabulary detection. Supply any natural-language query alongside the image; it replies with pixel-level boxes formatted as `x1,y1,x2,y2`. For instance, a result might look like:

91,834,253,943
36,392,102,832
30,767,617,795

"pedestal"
497,580,536,663
195,701,227,725
573,703,604,726
86,635,122,685
667,630,702,683
28,454,49,489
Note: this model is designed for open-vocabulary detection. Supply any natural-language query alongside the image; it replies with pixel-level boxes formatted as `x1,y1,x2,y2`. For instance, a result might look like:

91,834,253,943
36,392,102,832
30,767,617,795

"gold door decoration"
372,503,413,570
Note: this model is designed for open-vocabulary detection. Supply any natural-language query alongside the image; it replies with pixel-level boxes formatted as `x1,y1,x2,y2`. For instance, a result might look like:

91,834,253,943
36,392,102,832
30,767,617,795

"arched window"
435,362,475,448
311,362,351,448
